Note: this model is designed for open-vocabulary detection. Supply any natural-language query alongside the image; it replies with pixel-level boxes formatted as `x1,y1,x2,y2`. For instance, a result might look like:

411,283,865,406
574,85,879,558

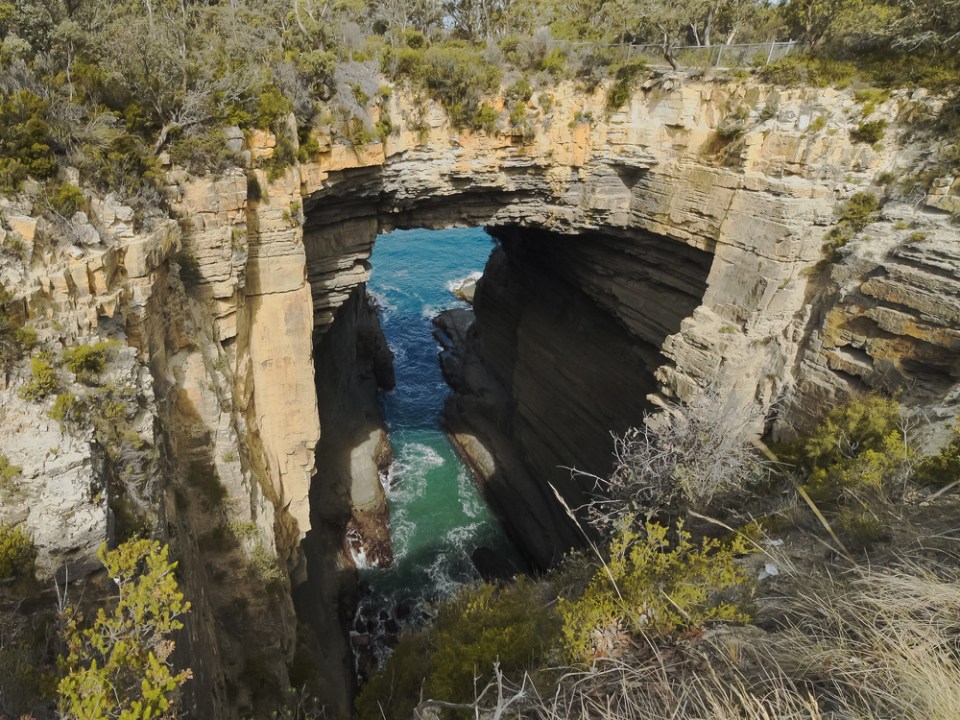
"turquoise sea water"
357,228,520,635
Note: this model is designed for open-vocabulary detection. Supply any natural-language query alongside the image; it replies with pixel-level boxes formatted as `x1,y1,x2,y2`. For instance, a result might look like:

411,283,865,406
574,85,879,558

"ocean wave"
445,271,483,295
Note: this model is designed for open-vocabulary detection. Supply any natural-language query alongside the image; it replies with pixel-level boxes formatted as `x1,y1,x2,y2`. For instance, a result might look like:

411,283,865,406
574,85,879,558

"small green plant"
251,543,285,588
0,454,21,492
851,119,887,145
0,523,34,579
356,577,560,720
809,115,827,133
20,356,59,401
63,341,112,384
606,59,648,111
907,231,929,243
559,520,752,663
472,102,500,133
49,392,85,428
789,395,911,506
228,520,258,541
914,421,960,488
58,540,191,720
823,192,881,259
48,182,85,218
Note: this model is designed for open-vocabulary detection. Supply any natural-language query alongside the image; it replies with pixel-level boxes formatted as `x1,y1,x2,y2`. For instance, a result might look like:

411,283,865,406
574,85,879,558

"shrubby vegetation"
357,392,960,719
0,0,954,205
58,540,191,720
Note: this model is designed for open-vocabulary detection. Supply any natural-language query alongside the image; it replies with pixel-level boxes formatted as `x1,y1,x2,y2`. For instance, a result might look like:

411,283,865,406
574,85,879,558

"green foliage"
49,392,86,428
0,281,28,367
48,183,86,218
0,453,21,492
760,54,857,88
789,395,911,506
606,60,648,111
168,128,241,174
63,341,113,384
559,520,753,663
823,192,881,258
262,132,297,181
384,43,502,130
0,523,35,579
0,90,58,191
851,119,887,144
255,86,294,130
20,356,59,401
913,421,960,488
356,578,560,720
58,540,191,720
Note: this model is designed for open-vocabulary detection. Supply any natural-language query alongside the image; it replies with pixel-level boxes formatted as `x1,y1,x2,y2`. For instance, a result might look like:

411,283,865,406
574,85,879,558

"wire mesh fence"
569,40,801,69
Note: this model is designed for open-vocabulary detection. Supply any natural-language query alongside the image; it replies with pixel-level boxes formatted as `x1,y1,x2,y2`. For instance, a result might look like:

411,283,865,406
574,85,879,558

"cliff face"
1,73,957,716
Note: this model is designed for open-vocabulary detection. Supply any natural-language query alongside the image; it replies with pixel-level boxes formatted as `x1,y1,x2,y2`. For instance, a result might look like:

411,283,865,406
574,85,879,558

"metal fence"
570,40,801,69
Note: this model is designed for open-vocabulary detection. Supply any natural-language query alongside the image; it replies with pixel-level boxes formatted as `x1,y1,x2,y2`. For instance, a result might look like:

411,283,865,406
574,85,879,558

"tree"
58,540,192,720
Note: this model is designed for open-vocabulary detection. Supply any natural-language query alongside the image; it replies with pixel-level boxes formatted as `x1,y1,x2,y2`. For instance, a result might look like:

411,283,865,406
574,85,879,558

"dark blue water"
359,227,519,612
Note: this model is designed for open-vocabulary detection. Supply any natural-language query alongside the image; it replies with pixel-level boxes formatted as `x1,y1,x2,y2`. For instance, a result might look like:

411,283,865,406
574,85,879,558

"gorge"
1,74,959,718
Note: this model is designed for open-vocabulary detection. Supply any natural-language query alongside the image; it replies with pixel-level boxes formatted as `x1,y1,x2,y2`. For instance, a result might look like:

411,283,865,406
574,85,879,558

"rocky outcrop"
1,70,958,718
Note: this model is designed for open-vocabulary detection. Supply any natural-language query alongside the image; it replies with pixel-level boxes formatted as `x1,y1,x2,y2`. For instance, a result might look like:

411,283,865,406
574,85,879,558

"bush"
590,390,771,525
386,43,502,130
760,54,857,88
63,341,112,384
788,395,911,506
255,86,294,129
913,421,960,487
356,578,560,720
851,119,887,144
49,392,86,427
168,127,241,174
823,192,881,258
58,540,191,720
20,356,59,401
559,520,753,663
606,60,648,111
0,523,34,579
48,182,85,218
0,90,59,191
0,453,21,492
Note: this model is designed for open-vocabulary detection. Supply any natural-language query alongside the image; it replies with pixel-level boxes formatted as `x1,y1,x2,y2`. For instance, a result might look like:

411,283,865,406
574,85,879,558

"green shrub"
0,282,28,367
790,395,911,505
823,192,881,258
256,86,293,129
472,102,500,133
48,182,85,218
606,59,648,111
262,132,296,181
0,454,21,492
760,54,857,88
0,523,35,579
58,540,191,720
63,341,112,383
851,119,887,145
169,127,241,174
356,578,560,720
559,520,752,663
387,43,502,130
20,356,59,401
913,421,960,488
0,90,58,191
49,392,86,427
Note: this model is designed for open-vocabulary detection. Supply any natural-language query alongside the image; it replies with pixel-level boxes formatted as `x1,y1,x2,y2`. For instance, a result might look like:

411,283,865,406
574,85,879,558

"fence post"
627,44,633,63
765,40,775,66
715,44,724,67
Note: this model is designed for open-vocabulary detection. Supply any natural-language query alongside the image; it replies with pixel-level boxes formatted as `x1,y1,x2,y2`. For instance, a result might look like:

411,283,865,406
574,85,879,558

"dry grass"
444,546,960,720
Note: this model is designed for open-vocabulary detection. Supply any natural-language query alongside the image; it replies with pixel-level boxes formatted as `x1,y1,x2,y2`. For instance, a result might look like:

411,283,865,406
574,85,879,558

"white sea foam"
445,271,483,295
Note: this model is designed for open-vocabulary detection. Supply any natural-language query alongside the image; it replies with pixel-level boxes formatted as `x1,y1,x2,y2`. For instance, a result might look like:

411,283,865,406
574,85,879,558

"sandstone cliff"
0,70,957,716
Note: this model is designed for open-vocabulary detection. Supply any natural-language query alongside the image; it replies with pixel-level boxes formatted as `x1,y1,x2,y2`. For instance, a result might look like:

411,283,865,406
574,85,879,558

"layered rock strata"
1,72,958,719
